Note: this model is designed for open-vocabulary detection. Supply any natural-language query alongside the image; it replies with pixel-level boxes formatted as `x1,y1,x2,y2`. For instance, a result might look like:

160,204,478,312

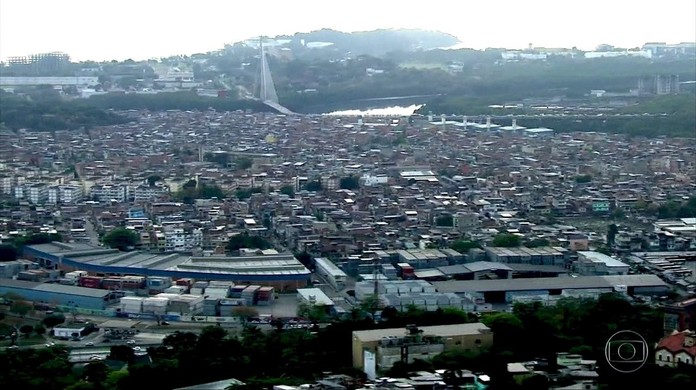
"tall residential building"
25,183,49,204
60,185,83,204
90,184,128,203
133,184,169,202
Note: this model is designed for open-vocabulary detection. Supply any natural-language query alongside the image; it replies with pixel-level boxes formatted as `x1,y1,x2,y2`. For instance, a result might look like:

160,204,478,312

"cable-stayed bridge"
254,38,296,115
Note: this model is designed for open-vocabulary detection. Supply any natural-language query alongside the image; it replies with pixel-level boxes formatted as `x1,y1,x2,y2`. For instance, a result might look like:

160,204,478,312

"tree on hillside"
102,227,139,251
12,232,62,249
526,238,550,248
226,233,271,253
492,233,521,247
279,185,295,198
339,176,360,190
450,240,481,253
0,244,18,261
19,324,34,337
232,306,259,323
147,175,162,186
10,301,31,317
304,181,322,192
607,223,619,247
435,214,454,227
234,157,253,170
43,314,66,328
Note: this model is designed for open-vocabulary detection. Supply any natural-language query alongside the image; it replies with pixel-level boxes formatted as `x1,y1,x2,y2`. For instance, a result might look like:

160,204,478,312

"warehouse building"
485,246,570,266
352,323,493,372
297,287,335,309
576,251,629,275
0,278,116,310
23,242,311,291
432,275,669,303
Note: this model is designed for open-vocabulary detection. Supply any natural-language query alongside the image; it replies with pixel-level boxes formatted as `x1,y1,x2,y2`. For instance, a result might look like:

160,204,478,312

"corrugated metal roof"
0,278,110,298
353,323,491,342
433,275,667,293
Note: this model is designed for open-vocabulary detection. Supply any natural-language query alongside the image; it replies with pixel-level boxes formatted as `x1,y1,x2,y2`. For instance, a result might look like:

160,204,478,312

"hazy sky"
1,0,694,62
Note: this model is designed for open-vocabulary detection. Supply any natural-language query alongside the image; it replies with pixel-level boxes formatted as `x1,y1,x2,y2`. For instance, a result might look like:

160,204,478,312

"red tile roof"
656,330,696,357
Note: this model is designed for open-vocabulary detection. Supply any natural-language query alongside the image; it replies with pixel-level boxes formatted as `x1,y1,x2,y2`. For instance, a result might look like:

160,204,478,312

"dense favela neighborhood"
1,30,696,390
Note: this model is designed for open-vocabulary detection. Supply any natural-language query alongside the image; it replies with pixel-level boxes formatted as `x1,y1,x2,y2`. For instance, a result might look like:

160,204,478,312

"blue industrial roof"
26,243,311,282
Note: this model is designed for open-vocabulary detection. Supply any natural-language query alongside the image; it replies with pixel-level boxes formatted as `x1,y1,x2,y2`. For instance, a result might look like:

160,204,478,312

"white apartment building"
133,185,169,202
0,176,13,195
60,185,83,204
162,227,186,252
13,186,24,199
26,183,48,204
48,186,59,204
90,184,128,203
155,226,203,252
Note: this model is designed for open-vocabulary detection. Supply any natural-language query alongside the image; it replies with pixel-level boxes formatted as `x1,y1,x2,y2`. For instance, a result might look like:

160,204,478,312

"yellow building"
352,323,493,372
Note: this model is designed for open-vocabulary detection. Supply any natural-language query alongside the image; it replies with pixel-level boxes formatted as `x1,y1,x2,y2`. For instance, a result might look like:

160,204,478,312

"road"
84,218,100,246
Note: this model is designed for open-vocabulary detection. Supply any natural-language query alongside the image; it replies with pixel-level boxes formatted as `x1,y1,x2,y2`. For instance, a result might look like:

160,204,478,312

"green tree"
205,152,230,167
450,240,481,253
19,324,33,337
235,157,253,170
304,181,322,192
147,175,162,186
0,244,18,261
574,174,592,183
232,306,259,323
108,345,135,363
339,176,360,190
34,325,47,335
102,227,139,251
43,314,66,328
526,238,550,248
83,361,109,384
226,233,271,252
607,223,619,247
492,233,521,247
198,184,225,199
279,185,295,198
435,214,454,227
482,312,524,354
12,232,62,249
10,301,31,317
297,303,329,322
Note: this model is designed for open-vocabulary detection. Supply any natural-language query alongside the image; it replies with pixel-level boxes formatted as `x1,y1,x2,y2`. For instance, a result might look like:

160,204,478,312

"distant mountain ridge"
246,28,460,57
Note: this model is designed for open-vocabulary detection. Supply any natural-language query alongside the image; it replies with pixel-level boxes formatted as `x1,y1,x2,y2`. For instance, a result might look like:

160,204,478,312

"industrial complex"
23,242,312,290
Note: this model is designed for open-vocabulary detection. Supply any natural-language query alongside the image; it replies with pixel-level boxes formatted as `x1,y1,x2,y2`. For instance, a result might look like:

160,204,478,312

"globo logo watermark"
604,330,649,373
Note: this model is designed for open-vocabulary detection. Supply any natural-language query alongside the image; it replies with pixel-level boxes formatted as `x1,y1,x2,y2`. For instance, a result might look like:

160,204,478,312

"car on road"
161,321,170,325
133,346,142,351
126,340,136,345
89,355,103,361
45,342,56,347
85,342,94,347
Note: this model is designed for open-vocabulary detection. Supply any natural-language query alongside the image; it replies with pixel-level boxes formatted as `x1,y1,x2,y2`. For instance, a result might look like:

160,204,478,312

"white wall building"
0,76,99,89
133,184,169,201
576,251,629,276
26,183,48,204
90,184,128,202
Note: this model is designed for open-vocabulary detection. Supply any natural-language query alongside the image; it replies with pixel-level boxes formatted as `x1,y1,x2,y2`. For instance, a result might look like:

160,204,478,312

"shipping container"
79,276,104,289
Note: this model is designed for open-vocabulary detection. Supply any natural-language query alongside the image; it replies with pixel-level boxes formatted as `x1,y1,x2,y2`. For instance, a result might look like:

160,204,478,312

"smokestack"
462,115,468,131
428,111,433,122
441,114,446,124
512,118,517,130
357,116,363,126
486,116,491,131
